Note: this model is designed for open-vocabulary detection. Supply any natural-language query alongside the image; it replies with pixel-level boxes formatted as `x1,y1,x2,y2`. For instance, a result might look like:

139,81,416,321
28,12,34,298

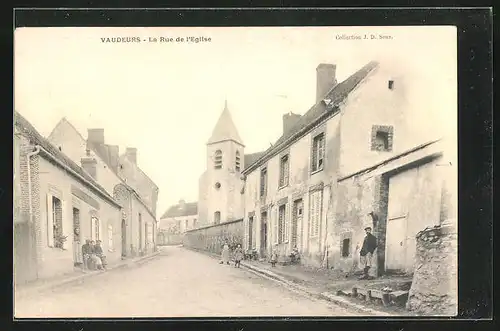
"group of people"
219,242,244,268
81,240,107,271
216,225,378,279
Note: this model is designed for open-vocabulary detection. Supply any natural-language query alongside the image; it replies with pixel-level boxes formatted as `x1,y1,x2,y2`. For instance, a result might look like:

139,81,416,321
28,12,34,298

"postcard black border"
5,6,494,331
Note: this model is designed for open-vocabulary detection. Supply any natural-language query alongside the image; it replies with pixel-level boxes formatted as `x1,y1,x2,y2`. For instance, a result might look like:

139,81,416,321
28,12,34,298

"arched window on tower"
214,150,223,169
235,151,241,172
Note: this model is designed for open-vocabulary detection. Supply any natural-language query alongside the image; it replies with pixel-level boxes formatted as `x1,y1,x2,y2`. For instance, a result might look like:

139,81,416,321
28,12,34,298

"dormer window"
235,151,241,172
214,150,222,169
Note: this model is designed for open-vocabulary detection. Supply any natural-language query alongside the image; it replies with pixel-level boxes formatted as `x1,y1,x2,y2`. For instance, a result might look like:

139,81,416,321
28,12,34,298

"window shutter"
273,208,278,244
60,200,67,250
108,224,113,251
46,194,54,247
285,204,290,243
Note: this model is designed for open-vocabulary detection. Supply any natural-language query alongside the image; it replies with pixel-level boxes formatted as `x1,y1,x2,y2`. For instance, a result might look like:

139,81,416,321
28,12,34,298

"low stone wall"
183,219,244,256
406,219,457,316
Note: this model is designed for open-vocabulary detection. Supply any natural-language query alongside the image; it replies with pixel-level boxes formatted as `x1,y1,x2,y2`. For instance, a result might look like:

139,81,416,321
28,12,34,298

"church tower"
198,100,245,225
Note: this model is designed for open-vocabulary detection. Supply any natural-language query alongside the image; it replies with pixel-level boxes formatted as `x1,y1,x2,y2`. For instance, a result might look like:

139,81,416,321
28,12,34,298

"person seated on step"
89,240,104,270
289,246,301,264
82,239,93,270
94,240,108,270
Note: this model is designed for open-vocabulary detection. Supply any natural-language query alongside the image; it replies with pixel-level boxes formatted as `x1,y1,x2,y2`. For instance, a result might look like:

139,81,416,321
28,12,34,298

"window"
260,167,268,198
279,154,290,187
214,211,221,224
311,133,325,173
47,196,63,248
185,219,188,231
235,151,241,172
108,225,113,251
388,80,394,90
371,125,394,152
341,238,351,257
278,204,288,244
193,218,197,228
309,190,323,238
214,182,221,190
214,150,223,169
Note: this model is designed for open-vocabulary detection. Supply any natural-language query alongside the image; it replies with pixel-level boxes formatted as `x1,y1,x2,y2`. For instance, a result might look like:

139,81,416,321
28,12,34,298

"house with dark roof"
14,111,123,284
48,118,158,258
240,60,456,276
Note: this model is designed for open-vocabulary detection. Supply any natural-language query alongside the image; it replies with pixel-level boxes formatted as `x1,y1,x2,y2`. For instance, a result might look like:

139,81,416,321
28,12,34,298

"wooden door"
260,212,267,257
292,200,303,249
385,167,419,272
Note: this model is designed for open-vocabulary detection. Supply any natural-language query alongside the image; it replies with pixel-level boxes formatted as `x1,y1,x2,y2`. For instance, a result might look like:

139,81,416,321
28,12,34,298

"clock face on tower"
214,182,221,190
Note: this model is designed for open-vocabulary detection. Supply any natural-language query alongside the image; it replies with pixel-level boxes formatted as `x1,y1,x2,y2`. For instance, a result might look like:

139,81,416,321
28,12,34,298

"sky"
14,26,457,217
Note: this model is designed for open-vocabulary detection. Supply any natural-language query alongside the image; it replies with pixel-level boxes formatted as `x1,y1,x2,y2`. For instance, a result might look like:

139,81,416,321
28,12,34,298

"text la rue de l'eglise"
100,36,212,43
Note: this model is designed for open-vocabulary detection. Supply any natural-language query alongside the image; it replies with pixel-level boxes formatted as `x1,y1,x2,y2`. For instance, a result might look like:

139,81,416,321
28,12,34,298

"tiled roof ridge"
14,111,120,207
242,61,379,174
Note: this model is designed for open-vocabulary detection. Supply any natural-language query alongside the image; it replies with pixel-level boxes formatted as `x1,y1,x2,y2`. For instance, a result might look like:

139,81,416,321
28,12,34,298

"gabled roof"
244,152,265,170
207,100,244,146
161,202,198,219
119,153,159,190
243,61,379,174
15,111,120,208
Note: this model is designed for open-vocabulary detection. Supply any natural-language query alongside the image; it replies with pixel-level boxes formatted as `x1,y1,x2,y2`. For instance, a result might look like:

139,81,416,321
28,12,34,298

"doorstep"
14,251,161,298
240,259,413,316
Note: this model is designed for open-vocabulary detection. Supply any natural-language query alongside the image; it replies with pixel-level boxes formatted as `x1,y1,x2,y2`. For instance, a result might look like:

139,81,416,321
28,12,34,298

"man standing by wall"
359,226,377,280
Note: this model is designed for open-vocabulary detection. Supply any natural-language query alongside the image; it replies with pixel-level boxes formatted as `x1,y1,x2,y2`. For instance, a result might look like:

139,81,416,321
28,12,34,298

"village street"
14,246,361,318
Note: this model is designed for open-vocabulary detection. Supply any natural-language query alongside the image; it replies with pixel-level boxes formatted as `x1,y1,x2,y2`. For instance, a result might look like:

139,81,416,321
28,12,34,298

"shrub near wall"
183,219,244,256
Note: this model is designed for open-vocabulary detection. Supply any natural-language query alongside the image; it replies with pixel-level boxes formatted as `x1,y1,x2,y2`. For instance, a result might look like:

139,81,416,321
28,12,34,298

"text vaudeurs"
100,36,212,43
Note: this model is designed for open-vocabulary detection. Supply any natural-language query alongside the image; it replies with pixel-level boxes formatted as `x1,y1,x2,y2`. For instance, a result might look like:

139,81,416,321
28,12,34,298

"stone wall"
406,219,457,316
183,219,244,256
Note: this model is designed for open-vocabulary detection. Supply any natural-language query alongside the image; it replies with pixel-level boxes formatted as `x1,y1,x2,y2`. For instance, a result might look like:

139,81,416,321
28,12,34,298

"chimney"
179,199,186,210
125,147,137,165
81,157,98,180
108,145,120,171
282,112,301,135
87,128,105,145
316,63,337,103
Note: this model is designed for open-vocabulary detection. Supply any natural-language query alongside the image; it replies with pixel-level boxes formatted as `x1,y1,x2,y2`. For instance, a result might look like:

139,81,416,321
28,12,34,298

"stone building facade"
14,112,123,284
48,118,158,257
241,59,457,275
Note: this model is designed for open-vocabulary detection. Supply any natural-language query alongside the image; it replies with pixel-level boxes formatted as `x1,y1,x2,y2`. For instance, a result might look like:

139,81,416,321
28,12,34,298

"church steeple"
207,100,244,146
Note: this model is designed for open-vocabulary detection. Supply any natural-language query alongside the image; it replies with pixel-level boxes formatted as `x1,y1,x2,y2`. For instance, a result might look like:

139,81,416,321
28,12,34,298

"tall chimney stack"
81,157,98,180
125,147,137,165
87,128,105,145
282,112,301,135
316,63,337,103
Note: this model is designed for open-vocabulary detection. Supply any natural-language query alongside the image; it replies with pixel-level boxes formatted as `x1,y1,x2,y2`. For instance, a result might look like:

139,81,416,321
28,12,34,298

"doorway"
248,216,254,249
121,219,127,257
260,212,268,258
292,199,303,249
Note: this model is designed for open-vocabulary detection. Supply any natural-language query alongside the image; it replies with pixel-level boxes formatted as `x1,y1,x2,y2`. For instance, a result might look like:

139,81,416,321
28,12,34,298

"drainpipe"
27,146,41,223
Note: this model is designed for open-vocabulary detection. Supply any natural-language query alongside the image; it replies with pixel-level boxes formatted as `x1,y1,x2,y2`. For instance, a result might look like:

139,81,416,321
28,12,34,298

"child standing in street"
234,244,244,268
270,246,278,267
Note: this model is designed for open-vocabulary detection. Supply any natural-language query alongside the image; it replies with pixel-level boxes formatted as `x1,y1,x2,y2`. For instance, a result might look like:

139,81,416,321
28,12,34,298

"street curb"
15,251,161,297
185,246,394,316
